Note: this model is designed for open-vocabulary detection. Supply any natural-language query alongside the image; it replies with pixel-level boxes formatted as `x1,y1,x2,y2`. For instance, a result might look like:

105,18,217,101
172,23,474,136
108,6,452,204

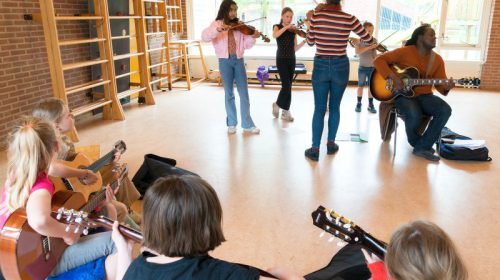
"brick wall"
481,0,500,90
0,0,92,149
0,0,188,149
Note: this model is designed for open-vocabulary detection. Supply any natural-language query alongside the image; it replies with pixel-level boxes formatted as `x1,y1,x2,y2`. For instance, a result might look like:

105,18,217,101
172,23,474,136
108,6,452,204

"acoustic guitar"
51,140,127,201
0,166,128,280
369,65,479,102
312,206,387,259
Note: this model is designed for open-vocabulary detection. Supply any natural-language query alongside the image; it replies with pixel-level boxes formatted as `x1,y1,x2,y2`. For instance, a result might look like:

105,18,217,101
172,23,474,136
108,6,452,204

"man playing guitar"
373,24,454,161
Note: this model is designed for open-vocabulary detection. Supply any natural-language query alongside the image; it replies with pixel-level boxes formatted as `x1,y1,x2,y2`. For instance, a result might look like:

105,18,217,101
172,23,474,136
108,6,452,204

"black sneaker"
367,105,377,114
355,103,362,113
305,147,319,161
327,143,339,155
413,149,440,161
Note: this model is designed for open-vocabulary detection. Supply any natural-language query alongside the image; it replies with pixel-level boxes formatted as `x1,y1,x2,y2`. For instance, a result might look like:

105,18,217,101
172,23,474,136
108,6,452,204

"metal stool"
381,103,441,158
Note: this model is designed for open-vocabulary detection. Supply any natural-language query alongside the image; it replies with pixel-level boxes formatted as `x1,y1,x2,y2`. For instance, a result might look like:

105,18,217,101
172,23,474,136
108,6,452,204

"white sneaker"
281,110,294,122
227,126,237,134
243,127,260,134
272,102,280,118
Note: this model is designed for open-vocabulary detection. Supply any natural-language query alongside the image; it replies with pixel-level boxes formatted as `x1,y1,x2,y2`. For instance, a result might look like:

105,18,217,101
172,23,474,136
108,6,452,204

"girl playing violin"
202,0,261,135
272,7,306,122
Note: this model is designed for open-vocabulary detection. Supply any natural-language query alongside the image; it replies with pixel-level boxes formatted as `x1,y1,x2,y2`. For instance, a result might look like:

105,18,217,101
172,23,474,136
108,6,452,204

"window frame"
186,0,493,61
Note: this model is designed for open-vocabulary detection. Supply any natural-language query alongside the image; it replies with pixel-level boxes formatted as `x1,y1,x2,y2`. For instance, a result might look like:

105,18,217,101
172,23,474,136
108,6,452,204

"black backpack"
439,127,492,161
132,154,199,197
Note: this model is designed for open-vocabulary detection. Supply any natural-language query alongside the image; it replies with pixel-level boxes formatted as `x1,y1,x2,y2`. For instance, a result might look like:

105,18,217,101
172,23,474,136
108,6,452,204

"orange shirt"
373,45,448,96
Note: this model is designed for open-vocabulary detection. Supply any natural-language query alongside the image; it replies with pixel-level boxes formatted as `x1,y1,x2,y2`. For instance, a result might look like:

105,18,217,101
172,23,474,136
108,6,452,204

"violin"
228,19,270,43
285,24,306,38
376,43,389,53
292,28,307,38
348,36,388,53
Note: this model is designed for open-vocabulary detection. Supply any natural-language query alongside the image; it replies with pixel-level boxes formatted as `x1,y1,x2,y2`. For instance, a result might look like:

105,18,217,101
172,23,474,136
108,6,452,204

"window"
378,0,440,47
442,0,483,46
189,0,491,61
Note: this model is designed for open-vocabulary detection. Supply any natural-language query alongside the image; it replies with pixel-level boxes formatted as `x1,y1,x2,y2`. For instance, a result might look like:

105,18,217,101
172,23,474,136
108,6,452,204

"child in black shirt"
272,7,306,122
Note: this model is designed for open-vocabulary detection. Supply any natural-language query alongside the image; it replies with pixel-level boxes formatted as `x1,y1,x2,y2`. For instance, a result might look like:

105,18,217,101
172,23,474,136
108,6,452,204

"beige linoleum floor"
1,83,499,279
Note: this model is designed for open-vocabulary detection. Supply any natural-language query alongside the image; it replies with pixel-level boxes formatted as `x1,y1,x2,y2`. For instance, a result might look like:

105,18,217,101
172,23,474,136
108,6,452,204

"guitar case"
304,244,371,280
132,154,199,197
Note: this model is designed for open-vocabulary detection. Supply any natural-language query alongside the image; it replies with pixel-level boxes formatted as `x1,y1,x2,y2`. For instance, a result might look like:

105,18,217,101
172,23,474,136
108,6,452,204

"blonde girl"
32,98,142,226
0,116,126,278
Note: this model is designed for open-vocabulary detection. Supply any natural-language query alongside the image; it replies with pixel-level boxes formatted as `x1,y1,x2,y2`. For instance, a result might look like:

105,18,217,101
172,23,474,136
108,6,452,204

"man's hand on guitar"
443,77,455,91
79,170,98,185
388,72,404,92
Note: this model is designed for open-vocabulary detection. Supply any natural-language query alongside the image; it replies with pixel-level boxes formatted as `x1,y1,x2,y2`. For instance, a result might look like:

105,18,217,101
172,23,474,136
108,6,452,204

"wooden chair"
168,40,208,90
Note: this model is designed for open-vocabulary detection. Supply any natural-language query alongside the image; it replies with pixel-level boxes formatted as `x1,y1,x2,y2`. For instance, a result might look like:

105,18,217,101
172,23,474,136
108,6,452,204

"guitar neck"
408,78,458,87
80,173,122,213
86,150,115,173
93,216,143,243
359,230,387,259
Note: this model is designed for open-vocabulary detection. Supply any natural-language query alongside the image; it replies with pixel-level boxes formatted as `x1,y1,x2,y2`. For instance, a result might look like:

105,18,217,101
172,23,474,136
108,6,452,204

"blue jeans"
395,94,452,150
357,66,374,87
311,56,350,147
50,231,116,276
219,55,256,129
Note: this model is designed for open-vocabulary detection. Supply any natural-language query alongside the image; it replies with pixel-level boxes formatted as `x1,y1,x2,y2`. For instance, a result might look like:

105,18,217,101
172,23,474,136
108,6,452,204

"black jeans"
276,57,296,110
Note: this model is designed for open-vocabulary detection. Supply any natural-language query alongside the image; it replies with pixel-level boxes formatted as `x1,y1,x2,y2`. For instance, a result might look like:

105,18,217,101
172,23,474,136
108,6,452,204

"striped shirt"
306,5,373,56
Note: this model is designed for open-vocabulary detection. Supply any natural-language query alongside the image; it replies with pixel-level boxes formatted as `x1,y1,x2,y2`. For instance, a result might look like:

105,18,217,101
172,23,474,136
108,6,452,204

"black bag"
132,154,199,196
439,127,492,161
304,244,371,280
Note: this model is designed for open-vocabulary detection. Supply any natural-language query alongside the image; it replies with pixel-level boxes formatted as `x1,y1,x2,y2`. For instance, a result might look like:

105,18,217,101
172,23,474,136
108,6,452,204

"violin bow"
378,29,398,45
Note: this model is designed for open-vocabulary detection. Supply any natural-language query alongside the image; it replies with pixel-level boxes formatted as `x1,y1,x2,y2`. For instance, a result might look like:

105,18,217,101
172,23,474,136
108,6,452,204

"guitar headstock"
52,207,143,242
312,206,364,244
52,208,98,235
113,140,127,155
457,77,480,88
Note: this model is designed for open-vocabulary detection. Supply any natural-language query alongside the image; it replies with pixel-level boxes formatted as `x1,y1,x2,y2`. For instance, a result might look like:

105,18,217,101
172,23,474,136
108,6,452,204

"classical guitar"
0,167,128,280
51,140,127,201
312,206,387,259
370,65,479,102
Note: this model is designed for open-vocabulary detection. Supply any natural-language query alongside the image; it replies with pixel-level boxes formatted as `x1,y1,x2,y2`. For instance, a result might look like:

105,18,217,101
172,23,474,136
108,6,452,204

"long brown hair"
215,0,237,24
280,7,293,25
142,175,226,257
386,220,468,280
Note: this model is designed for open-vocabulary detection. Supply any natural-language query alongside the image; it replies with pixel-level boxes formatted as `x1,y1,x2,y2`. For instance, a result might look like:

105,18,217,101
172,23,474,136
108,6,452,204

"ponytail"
5,116,58,211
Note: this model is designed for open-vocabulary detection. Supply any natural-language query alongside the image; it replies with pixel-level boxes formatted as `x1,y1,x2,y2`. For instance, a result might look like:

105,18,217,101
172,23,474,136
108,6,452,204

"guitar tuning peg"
83,227,89,235
74,224,80,234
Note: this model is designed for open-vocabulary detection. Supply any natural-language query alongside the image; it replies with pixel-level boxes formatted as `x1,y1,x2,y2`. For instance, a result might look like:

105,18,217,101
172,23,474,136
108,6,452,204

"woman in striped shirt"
304,0,373,161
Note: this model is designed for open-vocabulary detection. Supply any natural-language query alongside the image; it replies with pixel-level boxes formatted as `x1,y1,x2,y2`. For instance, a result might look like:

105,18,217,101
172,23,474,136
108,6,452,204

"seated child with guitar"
32,98,142,227
112,175,304,280
363,220,467,280
0,116,125,279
